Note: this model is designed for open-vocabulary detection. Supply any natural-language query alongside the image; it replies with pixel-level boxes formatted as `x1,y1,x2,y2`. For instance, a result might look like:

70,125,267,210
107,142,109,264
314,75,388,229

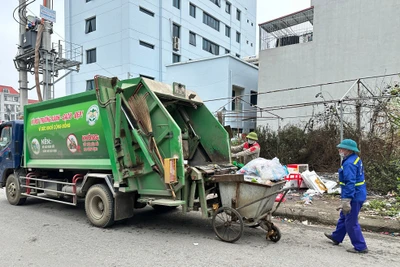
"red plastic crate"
284,173,303,188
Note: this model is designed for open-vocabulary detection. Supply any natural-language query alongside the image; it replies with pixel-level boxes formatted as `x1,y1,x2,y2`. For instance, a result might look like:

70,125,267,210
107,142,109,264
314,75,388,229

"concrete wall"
65,0,257,94
257,0,400,130
165,55,258,132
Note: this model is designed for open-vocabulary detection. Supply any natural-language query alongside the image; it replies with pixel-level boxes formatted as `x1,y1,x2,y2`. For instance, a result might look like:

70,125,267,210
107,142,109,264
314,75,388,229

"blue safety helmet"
337,139,360,153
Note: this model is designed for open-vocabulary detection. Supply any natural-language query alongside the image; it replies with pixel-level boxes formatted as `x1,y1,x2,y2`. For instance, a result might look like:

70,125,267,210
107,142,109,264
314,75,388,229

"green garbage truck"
0,76,235,228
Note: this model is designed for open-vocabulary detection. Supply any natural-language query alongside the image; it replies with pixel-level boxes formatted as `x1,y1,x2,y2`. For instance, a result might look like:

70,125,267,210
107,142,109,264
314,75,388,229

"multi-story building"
64,0,257,94
0,85,37,123
165,54,258,132
257,0,400,130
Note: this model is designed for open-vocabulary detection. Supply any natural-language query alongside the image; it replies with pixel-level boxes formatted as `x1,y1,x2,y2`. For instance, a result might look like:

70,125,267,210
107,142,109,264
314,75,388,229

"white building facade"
165,55,258,132
65,0,257,94
257,0,400,130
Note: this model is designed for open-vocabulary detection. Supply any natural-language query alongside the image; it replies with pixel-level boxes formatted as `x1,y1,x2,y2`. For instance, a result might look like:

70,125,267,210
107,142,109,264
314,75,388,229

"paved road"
0,190,399,267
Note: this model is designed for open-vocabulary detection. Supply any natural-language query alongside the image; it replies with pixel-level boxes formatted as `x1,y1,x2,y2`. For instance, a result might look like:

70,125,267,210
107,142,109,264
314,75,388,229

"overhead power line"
203,72,400,103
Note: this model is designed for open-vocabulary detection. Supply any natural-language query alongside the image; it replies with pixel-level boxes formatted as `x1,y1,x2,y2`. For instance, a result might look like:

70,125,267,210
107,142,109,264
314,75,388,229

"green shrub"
254,124,400,194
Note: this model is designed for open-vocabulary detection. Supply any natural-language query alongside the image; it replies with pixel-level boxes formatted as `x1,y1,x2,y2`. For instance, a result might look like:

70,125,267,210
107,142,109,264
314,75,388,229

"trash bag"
237,157,288,182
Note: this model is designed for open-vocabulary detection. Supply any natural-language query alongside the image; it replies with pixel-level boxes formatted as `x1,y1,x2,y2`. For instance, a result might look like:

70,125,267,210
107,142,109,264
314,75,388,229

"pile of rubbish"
234,159,341,195
282,164,340,195
236,157,288,184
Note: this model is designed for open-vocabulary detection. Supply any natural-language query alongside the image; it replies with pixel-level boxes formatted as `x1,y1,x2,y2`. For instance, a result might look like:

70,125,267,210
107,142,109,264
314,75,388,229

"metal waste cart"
211,175,287,243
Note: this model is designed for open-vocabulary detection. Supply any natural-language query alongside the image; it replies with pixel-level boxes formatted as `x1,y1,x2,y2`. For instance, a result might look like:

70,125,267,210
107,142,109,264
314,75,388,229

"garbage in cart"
236,157,289,184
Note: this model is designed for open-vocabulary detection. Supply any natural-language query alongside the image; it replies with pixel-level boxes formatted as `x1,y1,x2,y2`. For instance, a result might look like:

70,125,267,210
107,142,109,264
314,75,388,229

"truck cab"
0,121,24,187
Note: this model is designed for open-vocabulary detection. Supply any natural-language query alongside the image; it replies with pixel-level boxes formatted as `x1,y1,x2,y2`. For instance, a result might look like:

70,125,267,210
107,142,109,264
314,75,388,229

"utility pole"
18,0,28,114
14,0,81,106
42,0,53,101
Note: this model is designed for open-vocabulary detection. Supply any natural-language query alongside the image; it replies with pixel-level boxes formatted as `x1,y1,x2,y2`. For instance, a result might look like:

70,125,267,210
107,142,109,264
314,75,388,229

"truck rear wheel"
5,174,26,205
85,184,114,228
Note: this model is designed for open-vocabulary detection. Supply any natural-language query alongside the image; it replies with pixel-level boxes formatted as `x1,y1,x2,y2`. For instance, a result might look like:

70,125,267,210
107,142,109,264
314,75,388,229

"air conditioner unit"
173,36,180,51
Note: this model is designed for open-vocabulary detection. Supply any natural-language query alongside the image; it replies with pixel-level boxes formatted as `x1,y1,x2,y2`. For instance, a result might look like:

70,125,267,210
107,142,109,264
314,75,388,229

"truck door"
0,124,13,184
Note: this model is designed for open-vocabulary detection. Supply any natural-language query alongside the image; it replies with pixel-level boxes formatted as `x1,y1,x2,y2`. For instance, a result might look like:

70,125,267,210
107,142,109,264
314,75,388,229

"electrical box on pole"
14,0,82,104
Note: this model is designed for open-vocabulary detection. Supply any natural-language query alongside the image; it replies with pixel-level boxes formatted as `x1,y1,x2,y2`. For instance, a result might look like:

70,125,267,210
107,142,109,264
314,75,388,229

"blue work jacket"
339,153,367,202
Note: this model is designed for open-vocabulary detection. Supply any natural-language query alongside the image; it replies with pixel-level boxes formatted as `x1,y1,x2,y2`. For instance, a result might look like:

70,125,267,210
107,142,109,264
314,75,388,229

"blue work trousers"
331,201,367,251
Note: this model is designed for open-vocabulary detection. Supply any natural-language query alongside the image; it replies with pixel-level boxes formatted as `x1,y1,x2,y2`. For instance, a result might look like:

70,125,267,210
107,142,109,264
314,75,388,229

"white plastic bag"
237,157,288,182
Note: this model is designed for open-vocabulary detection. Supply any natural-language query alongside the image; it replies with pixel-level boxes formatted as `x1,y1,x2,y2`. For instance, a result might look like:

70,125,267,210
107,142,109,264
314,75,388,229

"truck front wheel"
85,184,114,228
5,174,26,205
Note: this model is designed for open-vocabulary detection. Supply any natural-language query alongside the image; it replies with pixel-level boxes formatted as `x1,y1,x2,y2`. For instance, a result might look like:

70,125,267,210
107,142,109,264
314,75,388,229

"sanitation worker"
231,132,260,164
324,139,368,253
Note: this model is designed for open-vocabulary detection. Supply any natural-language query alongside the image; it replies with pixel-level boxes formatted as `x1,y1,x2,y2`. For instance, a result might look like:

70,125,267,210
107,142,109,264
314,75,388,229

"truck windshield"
0,126,11,150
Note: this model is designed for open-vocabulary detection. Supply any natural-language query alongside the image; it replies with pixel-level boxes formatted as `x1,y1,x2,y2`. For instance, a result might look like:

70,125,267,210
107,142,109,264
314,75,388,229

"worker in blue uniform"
324,139,368,253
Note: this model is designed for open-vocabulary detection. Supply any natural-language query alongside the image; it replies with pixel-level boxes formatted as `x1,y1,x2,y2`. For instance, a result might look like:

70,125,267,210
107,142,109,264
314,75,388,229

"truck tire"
85,184,114,228
5,174,26,205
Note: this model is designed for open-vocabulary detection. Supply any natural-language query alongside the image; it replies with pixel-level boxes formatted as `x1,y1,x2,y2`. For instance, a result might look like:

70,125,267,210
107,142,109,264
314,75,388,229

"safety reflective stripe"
353,157,360,165
355,180,365,186
340,180,365,186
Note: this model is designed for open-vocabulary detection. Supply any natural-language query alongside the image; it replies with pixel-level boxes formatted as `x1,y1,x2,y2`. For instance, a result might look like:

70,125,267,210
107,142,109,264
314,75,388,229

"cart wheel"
212,207,244,243
267,224,281,243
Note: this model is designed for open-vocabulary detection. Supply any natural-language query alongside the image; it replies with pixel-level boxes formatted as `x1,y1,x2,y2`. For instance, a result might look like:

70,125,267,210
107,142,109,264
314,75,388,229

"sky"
0,0,310,99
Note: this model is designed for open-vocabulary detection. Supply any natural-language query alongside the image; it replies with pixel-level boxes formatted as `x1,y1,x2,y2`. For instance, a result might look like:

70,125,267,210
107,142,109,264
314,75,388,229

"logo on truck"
86,105,99,126
31,138,40,155
67,134,80,153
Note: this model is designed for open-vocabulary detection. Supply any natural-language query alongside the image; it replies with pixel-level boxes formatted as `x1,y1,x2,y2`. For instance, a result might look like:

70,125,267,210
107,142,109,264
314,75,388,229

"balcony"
259,7,314,51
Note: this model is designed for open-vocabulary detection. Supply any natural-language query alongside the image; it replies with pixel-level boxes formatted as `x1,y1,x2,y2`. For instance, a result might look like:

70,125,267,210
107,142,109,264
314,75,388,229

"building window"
173,0,180,9
189,3,196,17
14,97,19,102
251,43,253,47
140,74,155,80
225,49,230,54
189,31,196,46
86,48,96,64
236,9,241,21
172,53,181,63
139,40,155,49
236,31,241,43
139,6,154,17
210,0,221,7
251,22,253,26
250,90,257,106
202,38,219,55
86,79,95,91
225,25,230,37
3,88,9,93
203,12,220,31
225,1,231,14
173,23,180,38
236,53,240,58
85,17,96,34
86,0,91,2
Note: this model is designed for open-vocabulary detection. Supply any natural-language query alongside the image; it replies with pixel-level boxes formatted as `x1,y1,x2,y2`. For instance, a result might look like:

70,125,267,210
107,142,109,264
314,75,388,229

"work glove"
341,198,352,215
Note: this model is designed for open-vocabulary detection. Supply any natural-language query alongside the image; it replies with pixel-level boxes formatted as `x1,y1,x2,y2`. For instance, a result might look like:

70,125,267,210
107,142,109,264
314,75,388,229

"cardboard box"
301,170,327,194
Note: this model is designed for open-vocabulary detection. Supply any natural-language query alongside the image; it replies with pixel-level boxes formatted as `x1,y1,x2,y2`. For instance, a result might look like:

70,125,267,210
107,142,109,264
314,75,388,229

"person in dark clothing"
324,139,368,253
